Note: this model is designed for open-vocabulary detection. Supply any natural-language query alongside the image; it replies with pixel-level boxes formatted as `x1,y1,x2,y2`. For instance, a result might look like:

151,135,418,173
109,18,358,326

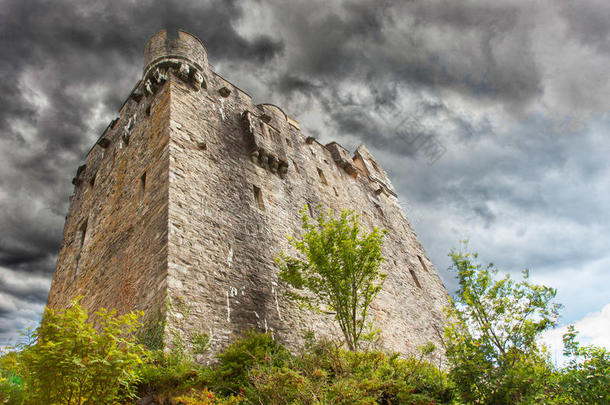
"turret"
141,30,208,92
144,30,208,73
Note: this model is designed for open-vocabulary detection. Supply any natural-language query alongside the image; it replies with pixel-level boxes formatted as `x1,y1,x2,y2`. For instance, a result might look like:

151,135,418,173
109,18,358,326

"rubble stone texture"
47,30,451,360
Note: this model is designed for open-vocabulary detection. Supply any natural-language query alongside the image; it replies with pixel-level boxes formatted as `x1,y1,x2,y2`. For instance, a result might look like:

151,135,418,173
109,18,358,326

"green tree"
557,325,610,404
16,298,146,405
276,206,387,351
444,244,561,404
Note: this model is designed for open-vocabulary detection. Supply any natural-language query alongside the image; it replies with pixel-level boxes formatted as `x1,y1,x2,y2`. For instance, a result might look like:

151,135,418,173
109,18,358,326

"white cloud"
541,302,610,366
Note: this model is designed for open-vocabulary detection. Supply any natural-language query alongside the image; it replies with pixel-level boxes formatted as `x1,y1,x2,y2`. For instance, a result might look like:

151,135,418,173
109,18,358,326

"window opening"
78,220,88,249
253,185,265,211
140,172,147,197
409,268,422,289
317,168,328,185
417,255,429,273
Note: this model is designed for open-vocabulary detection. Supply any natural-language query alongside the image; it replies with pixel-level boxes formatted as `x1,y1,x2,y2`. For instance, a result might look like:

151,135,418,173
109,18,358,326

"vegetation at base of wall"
138,308,166,351
3,323,607,404
165,332,454,405
1,243,609,404
0,298,146,405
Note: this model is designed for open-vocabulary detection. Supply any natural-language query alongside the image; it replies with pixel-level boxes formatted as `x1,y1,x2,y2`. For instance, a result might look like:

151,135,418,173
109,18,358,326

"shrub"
16,298,146,405
208,330,291,396
138,348,201,395
244,335,453,405
249,366,316,405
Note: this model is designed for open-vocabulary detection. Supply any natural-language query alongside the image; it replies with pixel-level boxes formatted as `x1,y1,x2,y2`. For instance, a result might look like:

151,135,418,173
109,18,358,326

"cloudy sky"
0,0,608,354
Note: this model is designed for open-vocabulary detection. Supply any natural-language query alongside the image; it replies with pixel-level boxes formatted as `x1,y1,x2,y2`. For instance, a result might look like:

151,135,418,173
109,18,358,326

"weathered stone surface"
47,29,451,361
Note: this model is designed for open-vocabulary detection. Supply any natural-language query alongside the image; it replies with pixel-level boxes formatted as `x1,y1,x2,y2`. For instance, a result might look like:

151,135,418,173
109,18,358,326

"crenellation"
48,30,451,361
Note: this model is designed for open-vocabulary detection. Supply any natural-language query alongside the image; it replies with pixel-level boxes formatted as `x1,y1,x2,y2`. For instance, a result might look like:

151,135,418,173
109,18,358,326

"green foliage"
249,366,315,405
15,298,146,405
165,296,211,362
138,308,166,351
246,336,453,405
444,244,561,404
0,351,25,405
555,325,610,404
173,388,244,404
138,295,211,395
138,348,201,396
208,330,291,396
277,206,387,351
10,242,610,404
192,332,211,355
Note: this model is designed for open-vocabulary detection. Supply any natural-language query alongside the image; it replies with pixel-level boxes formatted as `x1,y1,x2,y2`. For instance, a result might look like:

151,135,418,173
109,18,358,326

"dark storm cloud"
268,0,543,121
0,0,283,278
559,0,610,53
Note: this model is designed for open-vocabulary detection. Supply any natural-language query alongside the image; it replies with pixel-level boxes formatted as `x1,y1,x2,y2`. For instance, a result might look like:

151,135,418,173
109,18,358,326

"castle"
47,30,450,357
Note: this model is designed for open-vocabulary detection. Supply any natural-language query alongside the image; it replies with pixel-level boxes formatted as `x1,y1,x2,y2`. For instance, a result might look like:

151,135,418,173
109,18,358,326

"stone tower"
47,30,450,357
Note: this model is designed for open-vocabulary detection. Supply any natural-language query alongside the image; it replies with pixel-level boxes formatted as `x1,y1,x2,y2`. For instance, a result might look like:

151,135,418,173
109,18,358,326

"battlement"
144,30,208,77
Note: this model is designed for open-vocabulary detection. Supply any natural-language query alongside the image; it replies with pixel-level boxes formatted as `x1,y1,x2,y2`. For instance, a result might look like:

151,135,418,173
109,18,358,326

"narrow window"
333,187,339,197
285,137,291,147
409,268,422,289
417,255,429,273
140,172,147,197
75,220,87,280
317,168,328,185
89,172,97,187
78,220,88,249
253,185,264,211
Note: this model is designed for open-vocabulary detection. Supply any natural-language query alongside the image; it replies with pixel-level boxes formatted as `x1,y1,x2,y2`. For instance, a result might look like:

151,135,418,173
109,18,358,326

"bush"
138,348,201,395
243,335,453,405
15,299,146,405
207,330,291,396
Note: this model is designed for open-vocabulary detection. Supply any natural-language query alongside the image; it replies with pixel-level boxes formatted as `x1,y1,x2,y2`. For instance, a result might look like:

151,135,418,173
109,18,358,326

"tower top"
143,30,208,77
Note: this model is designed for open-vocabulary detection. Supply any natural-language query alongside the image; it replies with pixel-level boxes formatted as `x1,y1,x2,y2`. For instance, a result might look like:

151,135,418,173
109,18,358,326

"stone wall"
47,60,171,323
47,29,450,361
165,69,449,359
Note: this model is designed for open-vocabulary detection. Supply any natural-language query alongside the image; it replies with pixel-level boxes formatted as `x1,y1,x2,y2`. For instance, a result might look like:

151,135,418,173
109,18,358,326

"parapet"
143,30,208,76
